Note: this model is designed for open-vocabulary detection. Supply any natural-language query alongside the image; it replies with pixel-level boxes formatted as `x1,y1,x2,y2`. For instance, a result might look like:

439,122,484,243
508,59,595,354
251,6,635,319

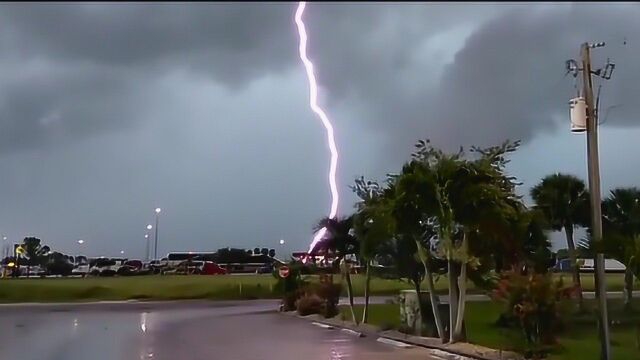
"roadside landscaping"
339,300,640,360
0,273,630,303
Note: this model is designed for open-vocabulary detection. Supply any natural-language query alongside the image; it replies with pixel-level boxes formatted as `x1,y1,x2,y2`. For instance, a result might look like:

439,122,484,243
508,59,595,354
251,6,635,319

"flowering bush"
491,270,577,357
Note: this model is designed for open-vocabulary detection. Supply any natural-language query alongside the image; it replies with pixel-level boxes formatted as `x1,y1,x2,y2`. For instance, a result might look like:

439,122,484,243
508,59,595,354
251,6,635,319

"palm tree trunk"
413,280,423,335
453,233,468,341
624,266,634,311
414,239,445,341
448,259,459,343
342,261,358,325
362,260,371,324
565,226,584,310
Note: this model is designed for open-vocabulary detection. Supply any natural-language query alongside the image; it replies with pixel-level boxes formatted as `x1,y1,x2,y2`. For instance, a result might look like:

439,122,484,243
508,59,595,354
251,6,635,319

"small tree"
21,237,50,277
253,247,260,255
313,215,359,324
268,249,276,258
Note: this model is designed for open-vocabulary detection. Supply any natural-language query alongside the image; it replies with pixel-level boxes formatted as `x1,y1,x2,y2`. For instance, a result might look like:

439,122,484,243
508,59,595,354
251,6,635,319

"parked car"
201,261,227,275
89,258,124,277
148,259,168,274
117,259,145,276
175,260,203,275
72,255,90,277
256,265,272,274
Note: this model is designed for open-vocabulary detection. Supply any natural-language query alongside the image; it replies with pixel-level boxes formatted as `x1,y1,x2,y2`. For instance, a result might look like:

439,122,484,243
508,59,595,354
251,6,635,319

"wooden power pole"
580,41,611,360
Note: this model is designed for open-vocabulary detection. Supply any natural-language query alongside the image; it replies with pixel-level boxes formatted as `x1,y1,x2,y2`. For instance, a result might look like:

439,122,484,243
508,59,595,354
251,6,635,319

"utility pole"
580,41,611,360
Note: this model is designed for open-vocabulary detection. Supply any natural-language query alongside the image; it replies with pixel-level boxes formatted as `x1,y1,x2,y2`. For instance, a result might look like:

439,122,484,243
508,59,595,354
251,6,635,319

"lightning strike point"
294,2,340,253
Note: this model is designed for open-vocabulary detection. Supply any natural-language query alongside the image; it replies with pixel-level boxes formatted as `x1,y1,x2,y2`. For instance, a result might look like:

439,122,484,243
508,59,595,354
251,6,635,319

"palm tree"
313,215,359,324
602,187,640,309
530,173,590,309
351,177,394,324
21,237,50,277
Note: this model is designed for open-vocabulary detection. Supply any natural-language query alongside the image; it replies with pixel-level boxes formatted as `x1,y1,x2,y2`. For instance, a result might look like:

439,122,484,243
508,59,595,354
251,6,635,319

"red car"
201,261,227,275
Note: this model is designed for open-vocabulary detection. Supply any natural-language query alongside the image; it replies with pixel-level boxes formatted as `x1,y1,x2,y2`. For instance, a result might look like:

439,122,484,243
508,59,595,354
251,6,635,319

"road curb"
376,337,413,348
340,328,365,337
280,310,523,360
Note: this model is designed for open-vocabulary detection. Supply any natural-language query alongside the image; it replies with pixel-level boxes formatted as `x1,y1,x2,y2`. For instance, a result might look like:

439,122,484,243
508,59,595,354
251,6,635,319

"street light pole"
144,234,150,261
580,41,610,360
154,208,161,260
146,224,153,260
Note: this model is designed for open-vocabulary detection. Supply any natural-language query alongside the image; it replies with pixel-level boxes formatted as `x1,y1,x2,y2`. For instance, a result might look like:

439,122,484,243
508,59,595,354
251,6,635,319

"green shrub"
313,282,342,318
491,270,576,358
296,294,324,316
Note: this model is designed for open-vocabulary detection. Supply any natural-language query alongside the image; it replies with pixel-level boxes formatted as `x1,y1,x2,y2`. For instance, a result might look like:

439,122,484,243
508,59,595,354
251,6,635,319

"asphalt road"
0,300,442,360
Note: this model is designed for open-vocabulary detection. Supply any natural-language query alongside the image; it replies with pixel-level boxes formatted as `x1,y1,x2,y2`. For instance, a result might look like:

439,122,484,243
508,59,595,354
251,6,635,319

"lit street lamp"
279,239,285,245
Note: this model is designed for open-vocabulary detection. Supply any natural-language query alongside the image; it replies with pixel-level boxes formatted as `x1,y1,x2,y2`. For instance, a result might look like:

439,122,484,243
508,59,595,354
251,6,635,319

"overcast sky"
0,3,638,257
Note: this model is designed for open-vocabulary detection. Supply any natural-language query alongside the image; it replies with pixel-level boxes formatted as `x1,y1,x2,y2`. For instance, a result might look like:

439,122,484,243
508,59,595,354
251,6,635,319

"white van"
577,258,626,273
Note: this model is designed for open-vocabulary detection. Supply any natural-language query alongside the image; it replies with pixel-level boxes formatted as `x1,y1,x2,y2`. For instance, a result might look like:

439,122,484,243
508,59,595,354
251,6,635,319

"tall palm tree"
313,215,359,324
530,173,590,310
602,187,640,309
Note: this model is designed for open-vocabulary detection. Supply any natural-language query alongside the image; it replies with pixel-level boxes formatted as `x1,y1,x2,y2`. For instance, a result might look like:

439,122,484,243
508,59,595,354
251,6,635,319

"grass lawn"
340,299,640,360
340,272,632,296
0,272,633,303
0,275,280,302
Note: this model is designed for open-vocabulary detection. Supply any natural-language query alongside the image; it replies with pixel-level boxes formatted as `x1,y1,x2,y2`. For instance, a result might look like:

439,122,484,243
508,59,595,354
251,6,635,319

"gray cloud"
0,3,297,155
0,3,638,255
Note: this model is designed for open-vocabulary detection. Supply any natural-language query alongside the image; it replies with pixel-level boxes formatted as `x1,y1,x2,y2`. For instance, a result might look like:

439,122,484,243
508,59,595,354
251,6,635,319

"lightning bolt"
295,2,339,253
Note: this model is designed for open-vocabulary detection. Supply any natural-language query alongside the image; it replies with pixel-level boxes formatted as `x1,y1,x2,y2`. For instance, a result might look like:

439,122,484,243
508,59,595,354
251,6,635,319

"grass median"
0,273,632,303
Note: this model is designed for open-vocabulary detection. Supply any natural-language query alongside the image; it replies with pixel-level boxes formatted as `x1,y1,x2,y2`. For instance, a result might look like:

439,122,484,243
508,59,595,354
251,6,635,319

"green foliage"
293,281,342,318
491,270,577,357
530,173,590,231
313,216,359,262
44,252,74,276
295,294,324,316
21,237,50,268
274,260,308,311
602,187,640,277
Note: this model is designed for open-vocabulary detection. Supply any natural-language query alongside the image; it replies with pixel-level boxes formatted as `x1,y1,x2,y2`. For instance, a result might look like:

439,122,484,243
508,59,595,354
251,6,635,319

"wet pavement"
0,301,438,360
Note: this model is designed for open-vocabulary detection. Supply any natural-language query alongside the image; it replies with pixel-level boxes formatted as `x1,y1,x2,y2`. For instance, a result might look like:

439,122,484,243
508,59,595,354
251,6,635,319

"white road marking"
311,322,334,329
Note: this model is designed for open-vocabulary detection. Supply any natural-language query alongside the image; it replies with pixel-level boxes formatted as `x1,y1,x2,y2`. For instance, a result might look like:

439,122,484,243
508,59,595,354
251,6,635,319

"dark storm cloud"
0,3,297,154
0,3,296,83
430,4,640,150
301,3,640,160
0,62,143,153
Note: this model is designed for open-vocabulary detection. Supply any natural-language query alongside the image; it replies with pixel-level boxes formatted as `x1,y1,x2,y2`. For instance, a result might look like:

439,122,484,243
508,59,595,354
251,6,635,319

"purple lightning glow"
294,2,340,253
